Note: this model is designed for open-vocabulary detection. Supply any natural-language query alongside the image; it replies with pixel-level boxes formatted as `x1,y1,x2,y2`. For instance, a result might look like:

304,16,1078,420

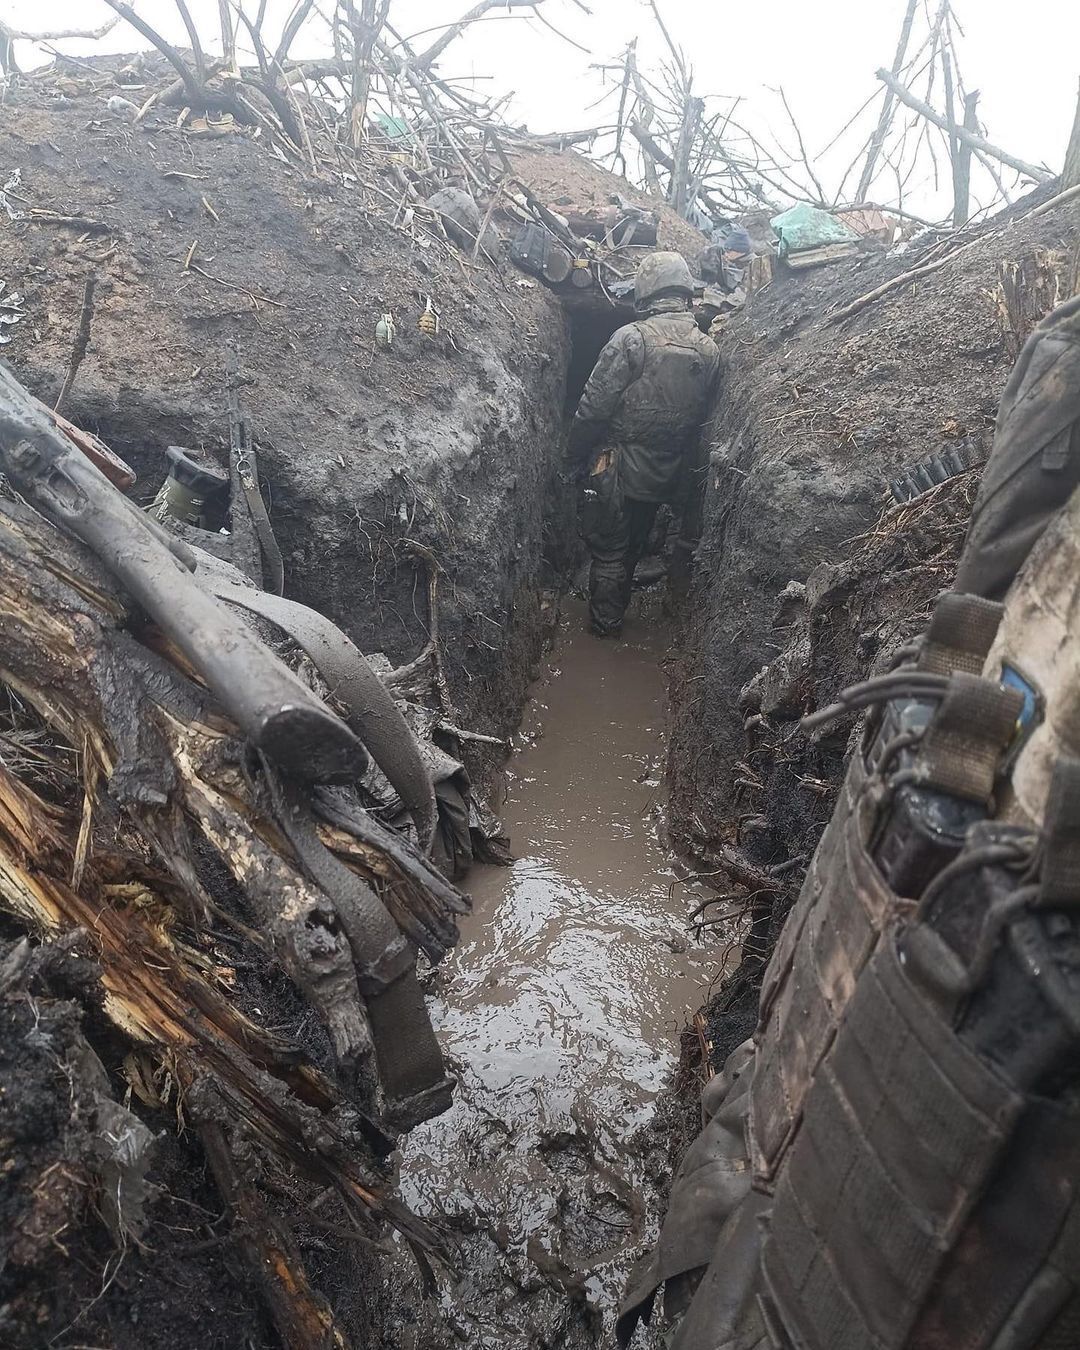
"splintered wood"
0,497,445,1348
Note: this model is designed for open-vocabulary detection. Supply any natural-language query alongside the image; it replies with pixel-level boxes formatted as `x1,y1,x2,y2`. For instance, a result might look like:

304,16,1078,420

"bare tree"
857,0,918,202
1065,79,1080,190
0,16,118,76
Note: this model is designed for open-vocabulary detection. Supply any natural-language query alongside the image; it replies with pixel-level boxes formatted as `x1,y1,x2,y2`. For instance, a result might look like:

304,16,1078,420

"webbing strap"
266,765,451,1128
209,580,437,849
238,468,285,597
917,673,1024,802
1040,756,1080,906
917,592,1005,677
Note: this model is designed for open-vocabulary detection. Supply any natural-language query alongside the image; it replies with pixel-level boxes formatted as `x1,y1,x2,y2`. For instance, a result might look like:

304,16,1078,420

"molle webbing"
908,1101,1080,1349
1040,756,1080,907
760,937,1025,1350
916,674,1024,802
751,752,896,1184
752,671,1020,1185
917,592,1005,677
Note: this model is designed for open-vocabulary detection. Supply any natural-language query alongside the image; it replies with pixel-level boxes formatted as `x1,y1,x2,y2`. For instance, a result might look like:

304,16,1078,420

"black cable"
802,670,951,733
915,839,1035,921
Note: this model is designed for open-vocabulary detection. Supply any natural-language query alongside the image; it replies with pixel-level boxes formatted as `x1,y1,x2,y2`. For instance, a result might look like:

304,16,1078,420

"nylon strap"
917,592,1005,677
209,579,437,849
238,463,284,597
916,673,1024,802
1039,756,1080,906
266,765,451,1128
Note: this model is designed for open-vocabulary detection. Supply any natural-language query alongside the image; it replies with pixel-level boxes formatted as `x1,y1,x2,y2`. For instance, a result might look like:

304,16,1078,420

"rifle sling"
239,468,285,597
266,765,451,1128
210,580,438,850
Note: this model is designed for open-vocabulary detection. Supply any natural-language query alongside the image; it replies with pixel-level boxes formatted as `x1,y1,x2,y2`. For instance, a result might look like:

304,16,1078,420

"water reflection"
398,597,734,1345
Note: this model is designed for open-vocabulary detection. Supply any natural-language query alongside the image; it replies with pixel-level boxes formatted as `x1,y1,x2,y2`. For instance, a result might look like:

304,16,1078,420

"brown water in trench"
399,594,733,1344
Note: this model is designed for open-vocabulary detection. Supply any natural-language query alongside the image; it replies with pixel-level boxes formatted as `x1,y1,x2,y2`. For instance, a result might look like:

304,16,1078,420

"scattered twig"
436,721,507,748
829,179,1080,324
187,261,289,308
26,210,110,234
53,274,97,418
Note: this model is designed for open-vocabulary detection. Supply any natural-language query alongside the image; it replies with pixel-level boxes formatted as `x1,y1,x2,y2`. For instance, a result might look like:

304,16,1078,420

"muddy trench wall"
0,86,579,1350
0,88,572,751
668,196,1080,877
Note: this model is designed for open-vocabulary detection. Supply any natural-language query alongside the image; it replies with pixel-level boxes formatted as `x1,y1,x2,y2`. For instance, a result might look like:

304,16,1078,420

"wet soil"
669,189,1080,861
668,193,1080,1080
392,594,734,1348
0,59,570,752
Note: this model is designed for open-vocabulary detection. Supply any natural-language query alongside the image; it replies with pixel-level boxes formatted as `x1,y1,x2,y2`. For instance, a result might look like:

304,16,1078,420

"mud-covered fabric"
760,933,1025,1349
583,457,660,634
751,745,892,1184
617,1041,758,1347
955,293,1080,601
567,307,720,504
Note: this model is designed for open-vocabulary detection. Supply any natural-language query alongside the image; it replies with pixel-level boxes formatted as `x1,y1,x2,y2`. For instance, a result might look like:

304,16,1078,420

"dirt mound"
510,145,708,259
0,62,570,753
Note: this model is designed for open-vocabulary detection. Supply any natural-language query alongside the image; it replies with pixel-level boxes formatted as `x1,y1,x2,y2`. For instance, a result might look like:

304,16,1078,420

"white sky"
3,1,1078,219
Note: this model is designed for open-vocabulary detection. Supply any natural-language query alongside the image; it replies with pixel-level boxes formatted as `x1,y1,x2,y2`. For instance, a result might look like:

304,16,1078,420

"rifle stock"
0,363,366,784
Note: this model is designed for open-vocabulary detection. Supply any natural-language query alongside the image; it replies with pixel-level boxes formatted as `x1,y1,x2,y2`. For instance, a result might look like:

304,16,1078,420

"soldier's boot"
588,551,630,636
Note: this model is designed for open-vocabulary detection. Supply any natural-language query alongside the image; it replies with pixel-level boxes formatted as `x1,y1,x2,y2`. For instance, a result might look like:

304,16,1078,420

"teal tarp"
770,203,859,258
375,113,411,141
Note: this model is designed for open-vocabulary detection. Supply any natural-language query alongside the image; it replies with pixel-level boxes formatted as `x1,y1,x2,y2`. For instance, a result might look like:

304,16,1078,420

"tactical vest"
613,312,718,502
750,489,1080,1349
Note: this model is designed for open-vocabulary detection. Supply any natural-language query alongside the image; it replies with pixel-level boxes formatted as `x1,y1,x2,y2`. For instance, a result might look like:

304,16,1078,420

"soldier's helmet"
634,251,694,308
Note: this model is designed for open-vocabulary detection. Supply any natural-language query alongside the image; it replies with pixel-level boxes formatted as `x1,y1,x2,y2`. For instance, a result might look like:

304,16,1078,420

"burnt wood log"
0,497,462,1082
0,496,453,1339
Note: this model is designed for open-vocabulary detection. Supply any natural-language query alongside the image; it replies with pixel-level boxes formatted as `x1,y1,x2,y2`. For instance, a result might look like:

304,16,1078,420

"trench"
395,590,738,1346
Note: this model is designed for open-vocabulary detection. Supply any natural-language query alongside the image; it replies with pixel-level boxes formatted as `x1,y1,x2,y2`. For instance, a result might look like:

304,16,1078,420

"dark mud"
391,595,738,1349
0,61,570,750
669,191,1080,859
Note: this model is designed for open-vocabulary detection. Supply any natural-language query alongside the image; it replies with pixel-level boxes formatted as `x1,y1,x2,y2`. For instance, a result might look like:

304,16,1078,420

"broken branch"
1065,78,1080,191
857,0,918,201
53,273,97,418
875,66,1053,183
174,0,208,84
102,1,204,110
275,0,319,65
413,0,544,72
0,17,119,43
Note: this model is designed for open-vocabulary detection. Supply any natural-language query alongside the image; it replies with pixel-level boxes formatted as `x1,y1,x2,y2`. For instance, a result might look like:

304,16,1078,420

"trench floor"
398,593,733,1345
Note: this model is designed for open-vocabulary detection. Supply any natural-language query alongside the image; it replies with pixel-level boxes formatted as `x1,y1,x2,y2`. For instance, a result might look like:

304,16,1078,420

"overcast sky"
4,1,1078,219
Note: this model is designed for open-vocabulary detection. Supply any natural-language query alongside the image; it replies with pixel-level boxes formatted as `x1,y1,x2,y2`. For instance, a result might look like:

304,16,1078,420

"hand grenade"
376,312,395,347
418,296,439,337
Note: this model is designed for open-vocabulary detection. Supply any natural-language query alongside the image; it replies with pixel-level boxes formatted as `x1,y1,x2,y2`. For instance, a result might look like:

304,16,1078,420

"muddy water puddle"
397,596,731,1348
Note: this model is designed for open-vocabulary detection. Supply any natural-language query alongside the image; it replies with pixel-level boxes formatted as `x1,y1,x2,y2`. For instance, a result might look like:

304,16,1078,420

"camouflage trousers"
582,460,659,636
